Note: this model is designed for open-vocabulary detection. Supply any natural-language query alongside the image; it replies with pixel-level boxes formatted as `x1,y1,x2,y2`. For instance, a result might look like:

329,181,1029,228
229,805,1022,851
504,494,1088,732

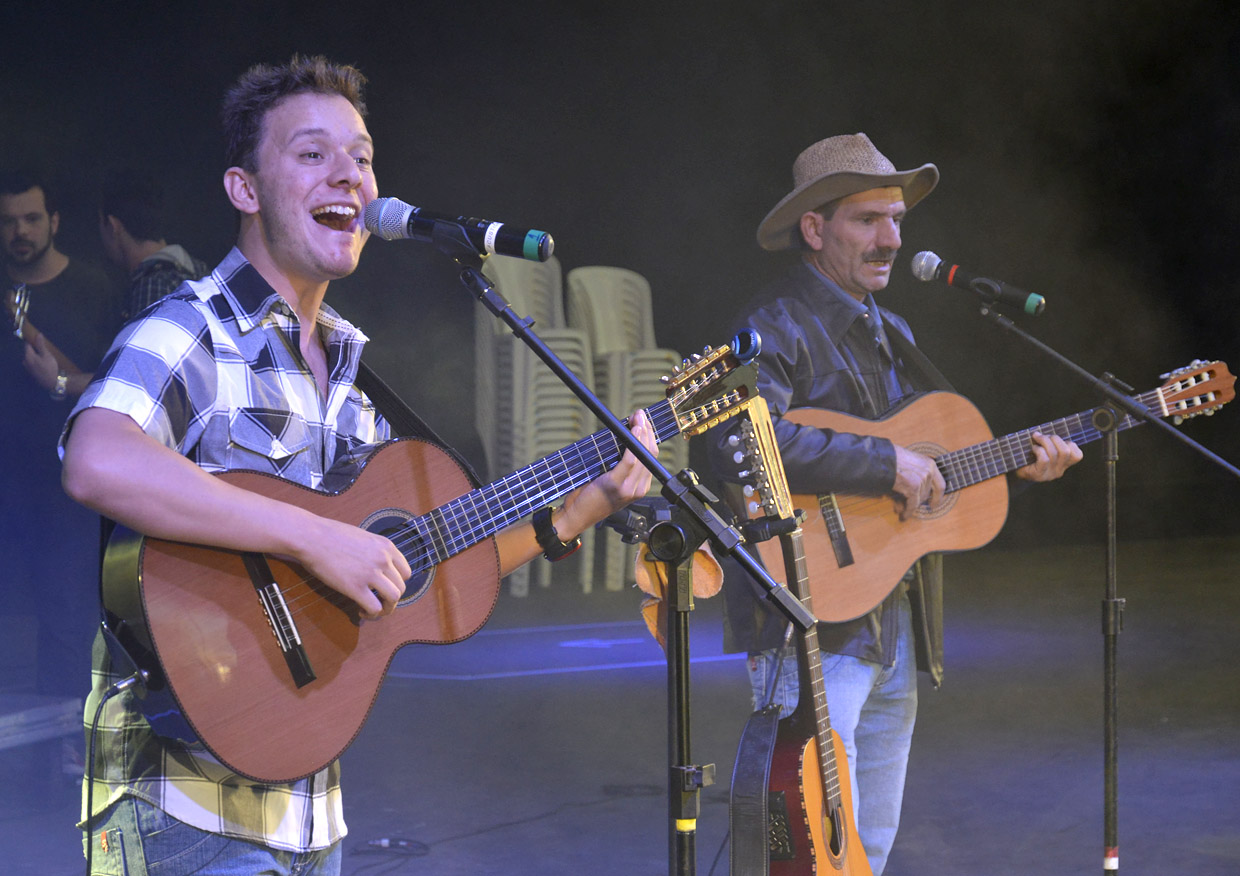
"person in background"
2,170,117,700
98,167,209,320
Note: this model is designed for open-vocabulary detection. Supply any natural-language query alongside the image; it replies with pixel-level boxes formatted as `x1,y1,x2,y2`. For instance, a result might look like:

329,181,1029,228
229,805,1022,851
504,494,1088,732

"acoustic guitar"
731,397,872,875
755,360,1234,622
101,338,759,783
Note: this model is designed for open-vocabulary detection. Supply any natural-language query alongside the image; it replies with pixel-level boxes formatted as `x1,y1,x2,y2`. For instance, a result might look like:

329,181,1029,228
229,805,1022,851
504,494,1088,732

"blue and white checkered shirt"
63,246,389,852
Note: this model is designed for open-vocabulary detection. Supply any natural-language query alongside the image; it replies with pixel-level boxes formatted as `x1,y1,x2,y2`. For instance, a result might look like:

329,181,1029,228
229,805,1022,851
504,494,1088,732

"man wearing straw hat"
710,133,1080,873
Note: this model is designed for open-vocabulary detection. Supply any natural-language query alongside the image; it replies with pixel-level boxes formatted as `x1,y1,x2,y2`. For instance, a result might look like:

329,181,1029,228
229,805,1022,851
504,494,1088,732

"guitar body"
102,438,500,783
768,720,871,876
756,392,1010,622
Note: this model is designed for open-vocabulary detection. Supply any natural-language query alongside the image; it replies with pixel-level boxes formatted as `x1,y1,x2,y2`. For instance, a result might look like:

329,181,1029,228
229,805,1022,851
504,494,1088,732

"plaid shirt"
121,244,210,321
64,246,388,851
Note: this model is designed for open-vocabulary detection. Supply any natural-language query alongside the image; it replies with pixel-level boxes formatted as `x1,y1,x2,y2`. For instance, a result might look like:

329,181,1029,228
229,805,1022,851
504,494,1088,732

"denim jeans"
83,796,342,876
747,593,918,876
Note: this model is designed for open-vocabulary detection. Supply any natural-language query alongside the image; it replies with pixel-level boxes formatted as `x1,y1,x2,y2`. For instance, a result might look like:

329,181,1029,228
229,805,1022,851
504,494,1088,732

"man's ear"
223,167,260,215
101,213,124,240
49,210,61,238
799,211,824,252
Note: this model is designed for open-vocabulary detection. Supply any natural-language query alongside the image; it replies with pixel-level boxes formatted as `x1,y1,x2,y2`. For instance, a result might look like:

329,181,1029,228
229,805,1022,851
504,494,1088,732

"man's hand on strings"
1015,431,1082,482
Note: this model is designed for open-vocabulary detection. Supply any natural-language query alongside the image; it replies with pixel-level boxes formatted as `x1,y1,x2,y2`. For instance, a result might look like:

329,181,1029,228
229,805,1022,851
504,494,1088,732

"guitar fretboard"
396,396,682,573
937,387,1163,492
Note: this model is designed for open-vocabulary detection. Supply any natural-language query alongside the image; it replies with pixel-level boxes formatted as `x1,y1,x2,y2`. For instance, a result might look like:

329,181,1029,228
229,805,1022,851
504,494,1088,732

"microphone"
363,197,554,262
910,251,1045,316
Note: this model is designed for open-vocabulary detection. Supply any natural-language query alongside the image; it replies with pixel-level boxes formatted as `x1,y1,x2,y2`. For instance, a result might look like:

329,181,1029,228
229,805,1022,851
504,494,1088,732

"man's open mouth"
311,205,357,232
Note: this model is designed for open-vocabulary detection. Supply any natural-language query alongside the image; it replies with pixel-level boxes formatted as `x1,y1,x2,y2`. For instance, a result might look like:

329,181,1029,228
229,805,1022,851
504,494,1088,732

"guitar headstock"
8,284,29,339
1157,360,1235,424
665,330,762,437
726,397,796,523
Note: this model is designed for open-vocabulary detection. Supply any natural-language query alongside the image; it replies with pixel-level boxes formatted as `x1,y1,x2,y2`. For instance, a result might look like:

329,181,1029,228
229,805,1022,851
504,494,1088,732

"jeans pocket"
85,825,130,876
132,800,229,875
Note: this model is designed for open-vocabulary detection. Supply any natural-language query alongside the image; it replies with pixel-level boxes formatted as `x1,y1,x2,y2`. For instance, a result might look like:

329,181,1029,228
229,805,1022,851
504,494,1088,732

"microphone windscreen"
363,198,410,240
910,250,942,282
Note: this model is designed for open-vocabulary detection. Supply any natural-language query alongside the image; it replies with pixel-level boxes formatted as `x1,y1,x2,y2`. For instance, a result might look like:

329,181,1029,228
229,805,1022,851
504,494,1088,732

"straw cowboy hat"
756,133,939,251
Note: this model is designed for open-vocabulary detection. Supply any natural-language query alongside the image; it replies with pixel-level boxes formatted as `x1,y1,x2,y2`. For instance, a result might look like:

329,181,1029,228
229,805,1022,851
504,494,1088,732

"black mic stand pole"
427,227,815,876
968,290,1240,876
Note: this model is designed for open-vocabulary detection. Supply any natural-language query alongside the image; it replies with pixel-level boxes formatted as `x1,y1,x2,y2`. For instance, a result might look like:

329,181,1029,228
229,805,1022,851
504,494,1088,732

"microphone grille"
910,250,941,282
362,197,410,240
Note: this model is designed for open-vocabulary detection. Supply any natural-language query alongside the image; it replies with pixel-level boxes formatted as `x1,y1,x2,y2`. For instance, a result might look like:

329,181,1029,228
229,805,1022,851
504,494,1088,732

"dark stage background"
4,1,1238,542
3,4,1239,874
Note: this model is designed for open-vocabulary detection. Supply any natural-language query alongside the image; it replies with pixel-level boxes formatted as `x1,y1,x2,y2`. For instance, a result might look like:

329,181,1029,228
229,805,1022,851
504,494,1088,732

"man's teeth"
311,205,357,218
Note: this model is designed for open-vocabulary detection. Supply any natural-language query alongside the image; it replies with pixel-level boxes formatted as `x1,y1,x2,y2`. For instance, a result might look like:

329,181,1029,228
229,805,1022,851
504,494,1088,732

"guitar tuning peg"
660,374,670,384
691,353,703,362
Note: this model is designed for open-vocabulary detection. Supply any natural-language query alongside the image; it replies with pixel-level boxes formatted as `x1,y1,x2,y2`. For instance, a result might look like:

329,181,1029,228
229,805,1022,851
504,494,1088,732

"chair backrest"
565,265,656,355
481,255,565,331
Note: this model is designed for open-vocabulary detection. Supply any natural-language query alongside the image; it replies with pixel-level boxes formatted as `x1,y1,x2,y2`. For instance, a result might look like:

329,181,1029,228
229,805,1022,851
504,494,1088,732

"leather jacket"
708,261,949,686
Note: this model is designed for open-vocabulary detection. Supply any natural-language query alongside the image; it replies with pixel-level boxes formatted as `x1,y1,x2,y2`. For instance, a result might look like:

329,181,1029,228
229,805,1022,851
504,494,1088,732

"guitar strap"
887,329,957,394
355,360,481,487
729,704,781,876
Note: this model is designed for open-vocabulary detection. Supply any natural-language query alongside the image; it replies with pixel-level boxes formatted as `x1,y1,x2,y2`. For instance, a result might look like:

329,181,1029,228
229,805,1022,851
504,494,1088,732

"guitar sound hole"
907,441,957,520
360,508,434,605
828,804,844,857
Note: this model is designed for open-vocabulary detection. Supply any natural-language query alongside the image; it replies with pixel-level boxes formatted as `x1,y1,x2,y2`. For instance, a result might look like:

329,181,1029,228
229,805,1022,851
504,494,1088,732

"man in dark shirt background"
2,170,116,699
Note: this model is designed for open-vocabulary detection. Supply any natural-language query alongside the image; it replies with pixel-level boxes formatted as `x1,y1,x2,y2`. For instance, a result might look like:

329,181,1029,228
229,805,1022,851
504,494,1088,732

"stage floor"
5,535,1238,875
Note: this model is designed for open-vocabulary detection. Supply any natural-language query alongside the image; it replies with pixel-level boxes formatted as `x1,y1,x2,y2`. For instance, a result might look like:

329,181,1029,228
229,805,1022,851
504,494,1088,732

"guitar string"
272,384,706,619
937,389,1159,491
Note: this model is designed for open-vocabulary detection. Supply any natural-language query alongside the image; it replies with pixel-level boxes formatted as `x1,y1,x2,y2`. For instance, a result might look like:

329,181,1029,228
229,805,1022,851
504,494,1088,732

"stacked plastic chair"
475,255,597,595
565,266,685,591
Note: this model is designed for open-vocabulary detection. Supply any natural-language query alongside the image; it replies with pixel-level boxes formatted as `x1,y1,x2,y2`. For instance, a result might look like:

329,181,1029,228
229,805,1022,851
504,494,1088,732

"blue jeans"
747,594,918,876
83,796,342,876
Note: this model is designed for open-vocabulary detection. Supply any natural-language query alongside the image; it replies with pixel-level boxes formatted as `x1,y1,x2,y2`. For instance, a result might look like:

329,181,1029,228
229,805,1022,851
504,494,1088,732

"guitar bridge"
243,553,316,689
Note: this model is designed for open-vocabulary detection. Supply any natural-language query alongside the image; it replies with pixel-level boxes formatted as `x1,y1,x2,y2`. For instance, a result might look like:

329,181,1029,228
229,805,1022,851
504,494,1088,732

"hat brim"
756,164,939,251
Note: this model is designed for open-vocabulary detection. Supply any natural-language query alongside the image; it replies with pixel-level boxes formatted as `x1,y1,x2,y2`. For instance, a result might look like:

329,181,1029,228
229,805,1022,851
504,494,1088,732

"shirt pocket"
225,407,316,483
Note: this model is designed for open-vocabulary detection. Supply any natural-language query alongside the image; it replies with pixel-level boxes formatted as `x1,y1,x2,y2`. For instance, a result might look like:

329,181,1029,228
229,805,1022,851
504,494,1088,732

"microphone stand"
426,226,815,876
967,291,1240,876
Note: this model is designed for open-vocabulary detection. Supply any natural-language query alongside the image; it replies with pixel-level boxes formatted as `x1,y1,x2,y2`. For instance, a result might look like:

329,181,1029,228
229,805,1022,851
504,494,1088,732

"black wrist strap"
532,506,581,562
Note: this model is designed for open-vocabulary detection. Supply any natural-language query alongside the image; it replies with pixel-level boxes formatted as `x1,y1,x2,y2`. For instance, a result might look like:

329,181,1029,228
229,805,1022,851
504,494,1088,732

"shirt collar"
799,259,882,346
207,247,369,343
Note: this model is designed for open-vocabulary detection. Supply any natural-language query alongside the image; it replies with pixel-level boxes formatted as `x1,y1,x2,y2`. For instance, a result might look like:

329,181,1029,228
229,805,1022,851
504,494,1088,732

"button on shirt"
61,246,388,852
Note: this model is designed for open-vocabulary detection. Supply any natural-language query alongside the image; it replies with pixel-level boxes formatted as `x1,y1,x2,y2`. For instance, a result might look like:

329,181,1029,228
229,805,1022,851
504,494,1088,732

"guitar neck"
781,527,845,812
398,398,679,573
938,387,1162,492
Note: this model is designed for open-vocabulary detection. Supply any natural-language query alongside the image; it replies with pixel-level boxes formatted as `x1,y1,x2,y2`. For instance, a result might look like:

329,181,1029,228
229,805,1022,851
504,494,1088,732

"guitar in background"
728,397,872,876
757,360,1234,623
7,283,29,338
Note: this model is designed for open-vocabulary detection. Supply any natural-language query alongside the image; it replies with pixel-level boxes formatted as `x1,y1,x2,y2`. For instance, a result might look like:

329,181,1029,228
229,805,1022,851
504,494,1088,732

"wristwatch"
50,369,68,401
532,506,582,562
